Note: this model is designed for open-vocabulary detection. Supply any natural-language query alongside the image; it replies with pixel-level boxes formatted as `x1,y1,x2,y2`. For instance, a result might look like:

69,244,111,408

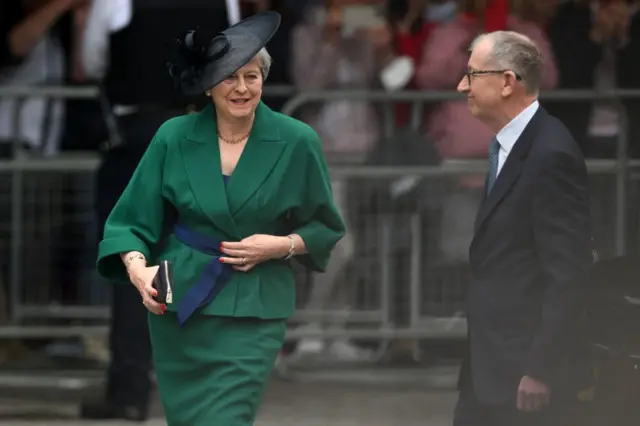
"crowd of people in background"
3,0,639,159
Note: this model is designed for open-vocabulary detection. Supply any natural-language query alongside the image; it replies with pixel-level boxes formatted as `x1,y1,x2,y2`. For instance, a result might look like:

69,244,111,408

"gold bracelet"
283,235,295,260
124,253,146,270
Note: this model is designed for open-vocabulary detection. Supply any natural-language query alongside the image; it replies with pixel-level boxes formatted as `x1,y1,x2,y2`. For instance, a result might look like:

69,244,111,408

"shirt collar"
496,100,539,154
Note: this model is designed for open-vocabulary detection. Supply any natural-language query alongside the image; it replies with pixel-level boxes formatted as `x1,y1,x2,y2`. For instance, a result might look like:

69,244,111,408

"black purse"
152,260,174,304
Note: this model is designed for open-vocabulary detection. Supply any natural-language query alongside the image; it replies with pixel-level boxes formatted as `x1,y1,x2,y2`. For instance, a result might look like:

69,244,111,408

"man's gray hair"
472,31,544,95
256,47,272,80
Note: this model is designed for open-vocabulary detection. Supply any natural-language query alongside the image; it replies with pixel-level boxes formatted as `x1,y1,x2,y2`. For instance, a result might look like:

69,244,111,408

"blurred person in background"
386,0,459,87
289,0,393,362
547,0,640,159
95,11,345,425
0,0,86,157
52,0,111,313
546,0,640,257
77,0,229,421
385,0,437,126
368,0,445,361
0,0,86,362
414,0,557,299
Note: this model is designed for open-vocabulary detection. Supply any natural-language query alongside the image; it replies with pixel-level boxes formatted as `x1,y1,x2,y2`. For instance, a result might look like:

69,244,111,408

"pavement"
0,367,459,426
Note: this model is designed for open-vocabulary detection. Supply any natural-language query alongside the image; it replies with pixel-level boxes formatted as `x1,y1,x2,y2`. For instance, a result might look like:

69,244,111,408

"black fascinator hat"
167,11,281,96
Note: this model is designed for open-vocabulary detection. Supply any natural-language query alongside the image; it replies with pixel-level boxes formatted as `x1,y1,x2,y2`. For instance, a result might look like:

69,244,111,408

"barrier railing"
0,86,101,346
0,161,627,343
0,86,637,343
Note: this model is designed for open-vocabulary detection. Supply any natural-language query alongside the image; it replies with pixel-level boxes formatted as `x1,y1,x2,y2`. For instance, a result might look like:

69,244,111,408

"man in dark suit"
452,30,593,426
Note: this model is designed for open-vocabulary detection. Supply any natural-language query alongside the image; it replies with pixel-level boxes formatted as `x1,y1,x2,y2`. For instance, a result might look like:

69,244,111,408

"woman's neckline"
216,110,256,140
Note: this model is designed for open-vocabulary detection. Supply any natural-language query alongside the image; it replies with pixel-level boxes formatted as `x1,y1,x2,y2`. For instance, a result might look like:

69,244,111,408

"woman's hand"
128,265,166,315
220,234,290,272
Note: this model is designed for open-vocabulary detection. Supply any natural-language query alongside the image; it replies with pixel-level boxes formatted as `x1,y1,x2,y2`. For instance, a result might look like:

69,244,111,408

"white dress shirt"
495,100,540,175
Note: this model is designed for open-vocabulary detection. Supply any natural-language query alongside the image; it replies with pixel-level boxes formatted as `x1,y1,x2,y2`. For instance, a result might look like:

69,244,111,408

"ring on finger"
242,257,247,265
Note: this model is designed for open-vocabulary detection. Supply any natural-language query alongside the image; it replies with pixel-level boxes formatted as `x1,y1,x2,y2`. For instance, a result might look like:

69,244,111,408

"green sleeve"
96,127,168,284
291,130,346,272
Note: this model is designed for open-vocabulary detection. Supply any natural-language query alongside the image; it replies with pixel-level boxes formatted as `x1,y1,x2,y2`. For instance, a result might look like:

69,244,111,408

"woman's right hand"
128,265,166,315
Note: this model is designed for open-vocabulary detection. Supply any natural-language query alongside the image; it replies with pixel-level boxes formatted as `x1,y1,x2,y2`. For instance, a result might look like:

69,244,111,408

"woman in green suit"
95,11,345,425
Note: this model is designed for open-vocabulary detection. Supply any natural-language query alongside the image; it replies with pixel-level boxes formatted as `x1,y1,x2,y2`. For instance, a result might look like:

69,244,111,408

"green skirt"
148,312,286,426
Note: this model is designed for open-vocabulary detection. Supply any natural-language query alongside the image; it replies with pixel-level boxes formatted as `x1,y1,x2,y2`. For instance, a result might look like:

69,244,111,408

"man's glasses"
465,69,523,85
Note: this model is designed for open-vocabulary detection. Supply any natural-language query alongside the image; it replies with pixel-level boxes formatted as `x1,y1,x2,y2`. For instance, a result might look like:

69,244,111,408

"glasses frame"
465,69,523,85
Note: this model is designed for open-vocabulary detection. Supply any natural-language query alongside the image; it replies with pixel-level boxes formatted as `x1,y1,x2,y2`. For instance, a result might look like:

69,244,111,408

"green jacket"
97,102,346,319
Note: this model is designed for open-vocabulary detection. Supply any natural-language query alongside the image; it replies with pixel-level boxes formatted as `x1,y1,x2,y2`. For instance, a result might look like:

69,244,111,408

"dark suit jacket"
460,107,593,405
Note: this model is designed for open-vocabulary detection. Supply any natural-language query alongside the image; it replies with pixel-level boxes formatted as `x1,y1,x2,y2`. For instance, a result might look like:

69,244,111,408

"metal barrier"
0,86,102,345
278,89,639,349
0,87,638,345
0,159,623,339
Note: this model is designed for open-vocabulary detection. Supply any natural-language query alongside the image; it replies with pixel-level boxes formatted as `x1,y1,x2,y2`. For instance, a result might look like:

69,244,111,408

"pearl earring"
205,91,211,96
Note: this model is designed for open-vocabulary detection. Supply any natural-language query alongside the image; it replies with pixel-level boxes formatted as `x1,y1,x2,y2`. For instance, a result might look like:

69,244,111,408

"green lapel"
180,104,238,237
180,102,285,236
226,102,285,214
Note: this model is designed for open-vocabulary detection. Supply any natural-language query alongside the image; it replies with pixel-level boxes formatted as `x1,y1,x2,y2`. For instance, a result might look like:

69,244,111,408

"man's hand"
517,375,550,412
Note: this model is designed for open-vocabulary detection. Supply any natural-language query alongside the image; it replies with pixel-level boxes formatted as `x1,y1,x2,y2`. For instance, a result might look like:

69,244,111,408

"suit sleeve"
96,126,168,284
526,150,592,384
290,129,346,272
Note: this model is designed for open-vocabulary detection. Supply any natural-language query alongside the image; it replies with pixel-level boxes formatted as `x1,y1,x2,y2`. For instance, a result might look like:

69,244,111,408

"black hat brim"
175,11,281,95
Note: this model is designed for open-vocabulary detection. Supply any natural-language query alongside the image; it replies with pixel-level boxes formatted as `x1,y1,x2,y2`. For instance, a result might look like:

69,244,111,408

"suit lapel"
181,104,239,237
472,108,545,236
226,102,286,215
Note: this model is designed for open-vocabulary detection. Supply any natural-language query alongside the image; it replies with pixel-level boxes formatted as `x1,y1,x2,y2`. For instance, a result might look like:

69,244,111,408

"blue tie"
486,137,500,194
172,223,232,326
